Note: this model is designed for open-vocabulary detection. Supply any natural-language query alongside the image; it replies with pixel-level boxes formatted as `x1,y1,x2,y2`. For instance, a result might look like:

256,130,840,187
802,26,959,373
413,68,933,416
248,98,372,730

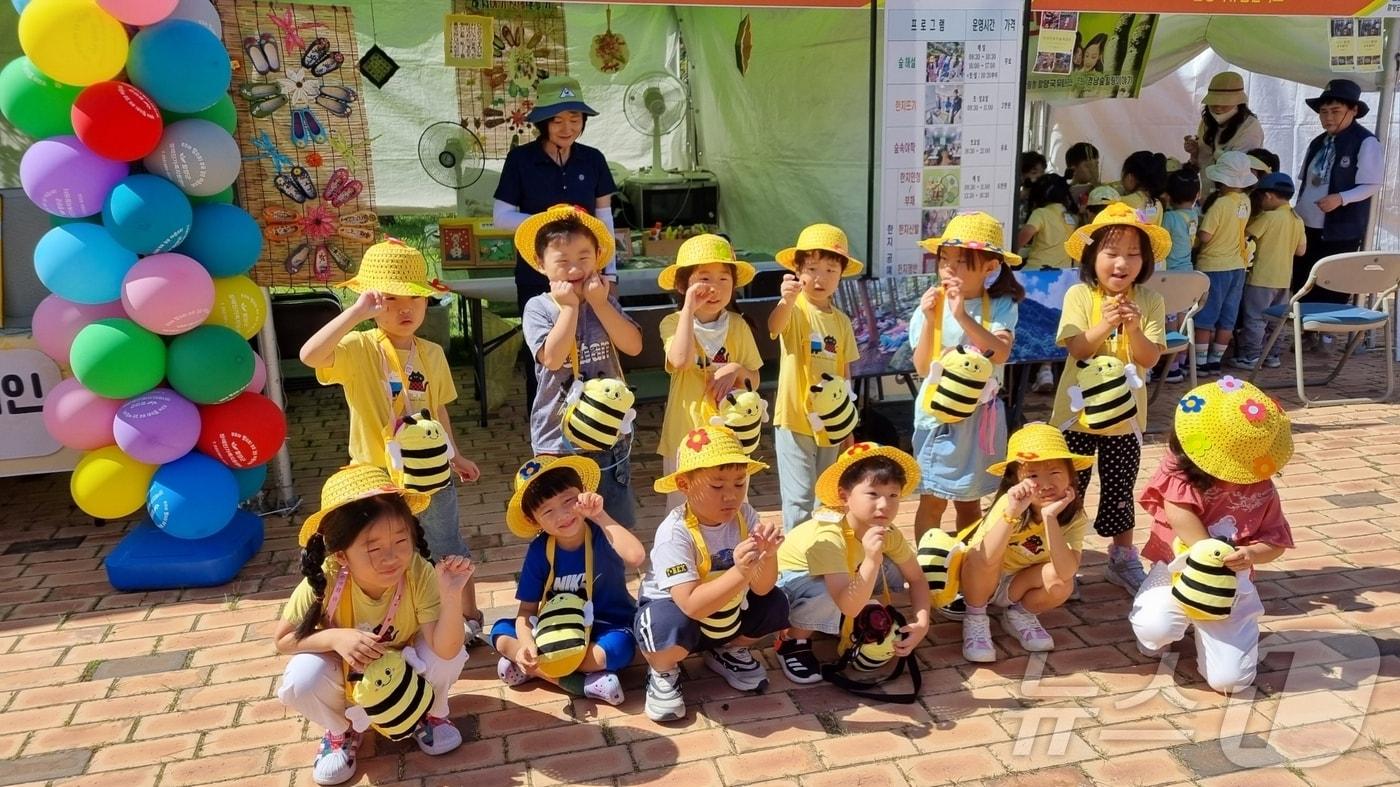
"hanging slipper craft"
261,32,282,72
735,14,753,76
273,173,308,203
316,85,358,118
302,37,332,70
312,51,344,77
290,165,317,200
590,6,630,74
312,244,334,282
245,36,271,74
327,243,355,273
285,242,312,274
240,80,287,117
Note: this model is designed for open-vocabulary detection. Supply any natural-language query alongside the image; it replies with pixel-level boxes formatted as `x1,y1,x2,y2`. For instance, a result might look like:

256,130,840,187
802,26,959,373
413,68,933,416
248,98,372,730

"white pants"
278,634,468,734
1130,561,1264,694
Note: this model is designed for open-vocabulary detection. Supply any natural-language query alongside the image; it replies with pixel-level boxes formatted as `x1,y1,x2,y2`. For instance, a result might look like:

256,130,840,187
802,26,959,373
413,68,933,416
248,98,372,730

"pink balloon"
42,377,123,450
113,387,200,464
32,294,127,367
121,252,214,335
98,0,178,25
245,350,267,394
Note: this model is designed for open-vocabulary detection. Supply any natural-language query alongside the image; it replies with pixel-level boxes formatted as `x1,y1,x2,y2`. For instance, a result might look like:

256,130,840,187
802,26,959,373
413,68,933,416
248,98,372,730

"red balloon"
71,82,164,162
197,392,287,469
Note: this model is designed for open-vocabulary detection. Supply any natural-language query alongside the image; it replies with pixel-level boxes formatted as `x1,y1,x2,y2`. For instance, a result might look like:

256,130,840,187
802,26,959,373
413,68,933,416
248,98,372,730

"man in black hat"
1294,79,1381,310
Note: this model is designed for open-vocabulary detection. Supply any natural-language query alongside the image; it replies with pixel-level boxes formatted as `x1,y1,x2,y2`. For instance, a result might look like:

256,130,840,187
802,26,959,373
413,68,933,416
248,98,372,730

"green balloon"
0,57,81,139
190,185,235,205
162,94,238,135
70,319,167,399
50,213,100,228
167,325,254,405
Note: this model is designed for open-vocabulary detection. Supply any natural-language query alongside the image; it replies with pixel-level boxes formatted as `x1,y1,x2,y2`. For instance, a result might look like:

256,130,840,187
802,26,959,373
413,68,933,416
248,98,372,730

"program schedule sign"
880,1,1024,277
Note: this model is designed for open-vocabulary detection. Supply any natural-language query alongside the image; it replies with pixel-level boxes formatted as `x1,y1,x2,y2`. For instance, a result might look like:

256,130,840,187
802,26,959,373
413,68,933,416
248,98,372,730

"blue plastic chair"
1250,251,1400,407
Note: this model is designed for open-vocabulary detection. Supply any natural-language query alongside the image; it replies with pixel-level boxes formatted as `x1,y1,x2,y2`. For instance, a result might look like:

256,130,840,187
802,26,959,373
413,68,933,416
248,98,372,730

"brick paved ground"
1,349,1398,787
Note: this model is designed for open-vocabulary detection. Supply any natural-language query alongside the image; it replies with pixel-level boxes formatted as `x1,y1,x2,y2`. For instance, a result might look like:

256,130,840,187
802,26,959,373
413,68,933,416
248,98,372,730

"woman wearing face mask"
1184,72,1265,192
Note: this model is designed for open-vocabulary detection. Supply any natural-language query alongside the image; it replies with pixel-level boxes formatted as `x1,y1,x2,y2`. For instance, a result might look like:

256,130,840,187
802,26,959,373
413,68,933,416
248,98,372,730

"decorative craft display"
445,13,493,69
453,0,569,157
217,1,378,286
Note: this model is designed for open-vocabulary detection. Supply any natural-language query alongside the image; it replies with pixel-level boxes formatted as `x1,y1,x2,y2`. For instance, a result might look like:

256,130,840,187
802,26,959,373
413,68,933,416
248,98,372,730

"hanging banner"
453,1,570,158
1032,0,1400,16
218,2,378,287
1330,17,1385,72
1027,12,1157,101
879,1,1025,277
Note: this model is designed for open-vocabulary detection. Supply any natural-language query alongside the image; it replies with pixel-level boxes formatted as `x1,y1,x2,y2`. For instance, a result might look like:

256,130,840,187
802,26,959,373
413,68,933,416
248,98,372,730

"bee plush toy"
807,372,859,447
920,345,998,425
1169,538,1238,621
709,381,769,455
563,376,637,452
1065,356,1143,439
386,410,453,493
916,528,967,609
532,537,595,678
346,648,434,740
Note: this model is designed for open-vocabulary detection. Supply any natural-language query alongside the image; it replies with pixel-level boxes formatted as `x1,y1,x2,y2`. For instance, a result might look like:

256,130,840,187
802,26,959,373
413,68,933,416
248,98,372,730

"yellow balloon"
206,276,268,340
19,0,129,87
71,445,156,520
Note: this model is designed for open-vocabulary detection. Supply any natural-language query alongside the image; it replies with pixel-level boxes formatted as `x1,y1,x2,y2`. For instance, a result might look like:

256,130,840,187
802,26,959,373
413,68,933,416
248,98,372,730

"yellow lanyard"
929,291,991,373
378,333,430,418
543,529,594,602
836,513,892,605
684,506,748,580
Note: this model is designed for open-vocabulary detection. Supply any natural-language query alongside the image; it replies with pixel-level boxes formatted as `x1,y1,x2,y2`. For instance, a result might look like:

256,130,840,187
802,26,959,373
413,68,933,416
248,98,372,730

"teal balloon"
0,56,81,139
166,325,254,405
161,93,236,134
34,223,139,304
70,318,167,399
231,463,267,501
102,174,194,254
177,203,261,277
189,185,234,205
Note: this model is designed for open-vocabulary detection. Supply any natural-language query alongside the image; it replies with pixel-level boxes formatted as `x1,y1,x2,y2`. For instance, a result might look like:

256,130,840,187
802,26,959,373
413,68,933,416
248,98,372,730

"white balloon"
143,119,241,197
164,0,221,39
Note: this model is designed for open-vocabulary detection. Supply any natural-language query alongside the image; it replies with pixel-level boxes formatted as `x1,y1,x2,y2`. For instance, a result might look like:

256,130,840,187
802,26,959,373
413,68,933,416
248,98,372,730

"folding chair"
1145,270,1209,403
1251,251,1400,407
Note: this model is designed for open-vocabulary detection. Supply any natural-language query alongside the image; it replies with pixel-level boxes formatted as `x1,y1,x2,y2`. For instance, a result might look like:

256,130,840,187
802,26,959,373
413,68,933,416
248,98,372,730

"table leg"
469,298,489,428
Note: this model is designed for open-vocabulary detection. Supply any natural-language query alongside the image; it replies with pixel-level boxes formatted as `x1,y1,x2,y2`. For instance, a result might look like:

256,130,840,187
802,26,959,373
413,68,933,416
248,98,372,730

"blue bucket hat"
528,76,599,123
1255,172,1296,198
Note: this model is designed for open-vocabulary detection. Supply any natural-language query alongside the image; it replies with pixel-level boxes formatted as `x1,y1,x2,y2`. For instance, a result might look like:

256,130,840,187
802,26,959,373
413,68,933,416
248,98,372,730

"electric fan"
623,71,686,184
418,121,486,215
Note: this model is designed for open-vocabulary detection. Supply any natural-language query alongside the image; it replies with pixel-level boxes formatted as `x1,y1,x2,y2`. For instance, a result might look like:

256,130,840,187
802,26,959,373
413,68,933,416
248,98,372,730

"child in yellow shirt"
1195,151,1258,374
1232,173,1306,370
767,224,862,532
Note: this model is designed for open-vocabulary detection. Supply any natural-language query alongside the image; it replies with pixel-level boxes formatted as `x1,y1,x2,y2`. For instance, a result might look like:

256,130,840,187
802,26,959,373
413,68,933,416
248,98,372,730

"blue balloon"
147,451,239,539
177,203,263,277
231,463,268,502
103,174,193,255
12,0,31,12
34,223,139,304
127,20,232,113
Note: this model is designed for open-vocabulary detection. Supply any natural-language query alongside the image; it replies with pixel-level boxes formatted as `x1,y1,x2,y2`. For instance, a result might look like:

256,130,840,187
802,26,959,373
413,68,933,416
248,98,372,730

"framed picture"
474,228,517,267
444,14,492,69
439,218,476,270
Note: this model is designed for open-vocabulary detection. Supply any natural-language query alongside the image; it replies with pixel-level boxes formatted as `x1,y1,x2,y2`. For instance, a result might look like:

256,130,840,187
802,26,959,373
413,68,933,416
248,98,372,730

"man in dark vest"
1294,79,1382,310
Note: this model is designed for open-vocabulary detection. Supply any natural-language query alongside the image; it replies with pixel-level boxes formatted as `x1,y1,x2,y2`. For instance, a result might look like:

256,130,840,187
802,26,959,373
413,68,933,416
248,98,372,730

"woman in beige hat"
1185,72,1265,190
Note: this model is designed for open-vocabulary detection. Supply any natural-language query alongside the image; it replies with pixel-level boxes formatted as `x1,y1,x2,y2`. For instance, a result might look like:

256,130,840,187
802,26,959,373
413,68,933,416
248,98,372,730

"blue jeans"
1238,284,1289,360
775,427,840,533
418,477,472,560
778,561,906,635
1197,269,1246,333
589,439,636,529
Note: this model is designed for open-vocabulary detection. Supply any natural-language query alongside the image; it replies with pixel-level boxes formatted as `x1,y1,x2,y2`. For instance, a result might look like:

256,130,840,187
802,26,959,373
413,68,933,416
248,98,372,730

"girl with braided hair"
274,466,473,786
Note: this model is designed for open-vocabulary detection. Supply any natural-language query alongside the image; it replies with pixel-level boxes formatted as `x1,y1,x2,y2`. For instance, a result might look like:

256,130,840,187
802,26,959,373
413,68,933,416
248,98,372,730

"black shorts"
633,590,790,655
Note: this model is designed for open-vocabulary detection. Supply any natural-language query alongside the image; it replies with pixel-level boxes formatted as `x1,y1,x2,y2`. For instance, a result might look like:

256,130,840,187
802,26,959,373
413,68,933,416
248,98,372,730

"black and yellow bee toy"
916,528,967,609
387,409,452,493
347,649,434,740
920,345,998,425
1169,538,1238,621
1066,356,1143,436
563,376,637,452
532,536,595,678
807,372,859,447
709,381,768,455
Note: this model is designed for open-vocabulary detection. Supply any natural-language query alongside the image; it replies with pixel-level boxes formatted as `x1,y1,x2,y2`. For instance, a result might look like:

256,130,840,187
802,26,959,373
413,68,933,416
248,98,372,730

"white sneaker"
704,646,769,691
962,613,996,663
412,716,462,756
464,618,485,647
1002,605,1054,652
1105,546,1147,594
1032,365,1055,393
645,667,686,722
312,729,361,786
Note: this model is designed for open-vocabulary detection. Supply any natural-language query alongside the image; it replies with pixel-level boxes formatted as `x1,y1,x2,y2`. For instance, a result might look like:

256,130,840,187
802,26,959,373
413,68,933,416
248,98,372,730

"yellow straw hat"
513,204,615,273
654,425,767,494
1175,377,1292,485
987,423,1094,478
341,239,448,298
918,211,1022,269
298,465,431,547
657,233,757,291
1086,185,1121,207
776,223,864,277
815,442,920,508
505,456,602,539
1064,201,1172,263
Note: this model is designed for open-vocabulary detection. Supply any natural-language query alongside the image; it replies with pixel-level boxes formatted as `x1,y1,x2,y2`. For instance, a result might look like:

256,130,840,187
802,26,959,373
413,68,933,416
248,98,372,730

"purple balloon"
20,135,128,217
113,387,201,464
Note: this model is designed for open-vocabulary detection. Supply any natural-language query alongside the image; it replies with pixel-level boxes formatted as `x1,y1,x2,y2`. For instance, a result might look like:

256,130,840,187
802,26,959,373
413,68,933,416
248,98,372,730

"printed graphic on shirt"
1204,488,1272,515
808,332,838,357
665,564,687,577
698,346,731,367
550,571,591,595
388,371,429,408
572,340,615,369
1020,534,1044,555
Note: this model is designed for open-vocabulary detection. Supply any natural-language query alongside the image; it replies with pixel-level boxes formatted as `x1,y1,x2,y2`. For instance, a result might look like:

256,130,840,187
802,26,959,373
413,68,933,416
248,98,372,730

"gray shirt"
639,503,758,602
522,292,637,454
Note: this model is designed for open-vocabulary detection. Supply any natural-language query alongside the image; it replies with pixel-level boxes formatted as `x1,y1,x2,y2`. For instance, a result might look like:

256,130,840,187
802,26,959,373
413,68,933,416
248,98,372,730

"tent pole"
865,0,877,272
257,287,297,512
1366,18,1399,249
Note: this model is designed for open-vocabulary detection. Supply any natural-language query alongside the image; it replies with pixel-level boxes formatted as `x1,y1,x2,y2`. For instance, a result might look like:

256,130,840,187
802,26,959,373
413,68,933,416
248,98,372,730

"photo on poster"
924,127,962,166
926,42,965,82
1039,11,1078,31
922,170,960,208
1332,54,1357,71
1033,50,1072,75
924,84,964,124
1331,18,1355,37
1359,18,1382,37
921,207,959,242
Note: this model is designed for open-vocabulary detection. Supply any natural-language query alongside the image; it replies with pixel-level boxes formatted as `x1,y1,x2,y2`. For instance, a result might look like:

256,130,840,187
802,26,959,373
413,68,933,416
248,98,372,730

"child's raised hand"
1040,486,1076,522
451,455,480,483
779,273,802,304
751,518,785,550
550,279,580,307
705,362,743,404
943,278,964,313
733,539,761,578
352,290,386,317
435,555,475,595
583,273,610,306
861,525,887,561
516,641,539,671
919,284,942,317
1222,545,1255,572
1101,297,1126,328
684,281,717,312
1006,479,1037,516
894,616,930,656
1117,299,1142,330
574,491,605,520
333,628,386,671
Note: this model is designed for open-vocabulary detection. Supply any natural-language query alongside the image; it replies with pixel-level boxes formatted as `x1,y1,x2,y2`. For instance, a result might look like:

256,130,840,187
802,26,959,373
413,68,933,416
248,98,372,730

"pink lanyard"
324,566,405,641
